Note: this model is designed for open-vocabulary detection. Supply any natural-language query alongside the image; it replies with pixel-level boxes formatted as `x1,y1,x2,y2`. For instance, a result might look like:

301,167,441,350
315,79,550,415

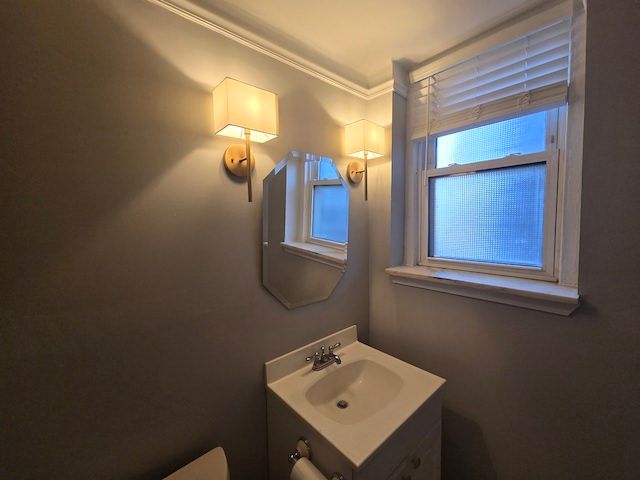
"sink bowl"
305,359,403,424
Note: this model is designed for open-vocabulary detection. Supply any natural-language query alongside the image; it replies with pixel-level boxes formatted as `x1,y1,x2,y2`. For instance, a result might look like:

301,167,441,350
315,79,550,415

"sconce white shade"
345,119,384,159
213,77,279,143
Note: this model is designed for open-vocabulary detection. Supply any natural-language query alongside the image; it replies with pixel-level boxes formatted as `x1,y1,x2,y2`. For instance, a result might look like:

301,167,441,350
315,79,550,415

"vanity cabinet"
268,388,442,480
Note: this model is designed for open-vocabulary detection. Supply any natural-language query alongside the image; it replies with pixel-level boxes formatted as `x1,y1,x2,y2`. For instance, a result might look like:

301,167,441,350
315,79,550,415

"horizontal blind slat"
435,57,569,112
433,43,569,99
433,25,568,88
430,82,568,135
435,69,568,118
406,18,571,139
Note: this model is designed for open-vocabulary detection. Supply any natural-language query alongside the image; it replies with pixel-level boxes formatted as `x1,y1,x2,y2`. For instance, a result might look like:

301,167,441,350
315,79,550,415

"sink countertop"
265,330,445,470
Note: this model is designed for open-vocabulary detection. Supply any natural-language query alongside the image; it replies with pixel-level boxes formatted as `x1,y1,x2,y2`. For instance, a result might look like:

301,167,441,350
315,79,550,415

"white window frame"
418,107,564,281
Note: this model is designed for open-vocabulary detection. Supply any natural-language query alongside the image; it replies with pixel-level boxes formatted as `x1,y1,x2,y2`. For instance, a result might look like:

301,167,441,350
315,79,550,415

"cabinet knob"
411,456,421,469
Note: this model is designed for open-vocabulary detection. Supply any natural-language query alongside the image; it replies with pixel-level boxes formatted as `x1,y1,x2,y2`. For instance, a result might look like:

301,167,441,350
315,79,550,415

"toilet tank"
164,447,230,480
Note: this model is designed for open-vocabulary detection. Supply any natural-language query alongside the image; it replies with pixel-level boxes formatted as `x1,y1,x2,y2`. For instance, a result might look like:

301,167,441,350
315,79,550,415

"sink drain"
336,400,349,409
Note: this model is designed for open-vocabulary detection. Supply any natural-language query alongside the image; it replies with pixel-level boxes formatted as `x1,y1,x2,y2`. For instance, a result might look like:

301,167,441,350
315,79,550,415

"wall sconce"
344,119,384,201
213,77,279,202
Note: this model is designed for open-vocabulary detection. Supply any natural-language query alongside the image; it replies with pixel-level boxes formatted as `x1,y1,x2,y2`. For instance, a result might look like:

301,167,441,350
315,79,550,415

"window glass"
435,110,552,168
318,158,339,180
312,185,348,243
429,163,546,267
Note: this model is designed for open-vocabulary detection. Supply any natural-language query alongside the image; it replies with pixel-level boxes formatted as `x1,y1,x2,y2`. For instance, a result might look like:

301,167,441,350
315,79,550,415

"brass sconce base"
347,160,365,184
223,144,256,177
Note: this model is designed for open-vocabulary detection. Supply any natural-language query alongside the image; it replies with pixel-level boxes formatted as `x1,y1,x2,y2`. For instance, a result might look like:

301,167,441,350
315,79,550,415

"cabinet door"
394,424,441,480
386,458,409,480
400,444,438,480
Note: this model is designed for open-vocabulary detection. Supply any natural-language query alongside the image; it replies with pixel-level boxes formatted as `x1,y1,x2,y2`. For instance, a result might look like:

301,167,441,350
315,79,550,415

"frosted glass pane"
436,110,550,167
312,185,348,243
429,163,546,267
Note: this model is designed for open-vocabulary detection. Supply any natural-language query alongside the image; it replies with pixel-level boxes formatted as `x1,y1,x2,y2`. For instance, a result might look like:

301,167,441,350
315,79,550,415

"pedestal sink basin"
265,326,445,469
305,359,403,424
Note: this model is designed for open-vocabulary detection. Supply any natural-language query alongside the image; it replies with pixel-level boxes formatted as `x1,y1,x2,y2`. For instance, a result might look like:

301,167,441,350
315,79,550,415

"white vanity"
265,326,445,480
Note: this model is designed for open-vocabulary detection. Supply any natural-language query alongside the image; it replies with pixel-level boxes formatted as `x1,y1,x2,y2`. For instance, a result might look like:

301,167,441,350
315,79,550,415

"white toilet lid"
164,447,230,480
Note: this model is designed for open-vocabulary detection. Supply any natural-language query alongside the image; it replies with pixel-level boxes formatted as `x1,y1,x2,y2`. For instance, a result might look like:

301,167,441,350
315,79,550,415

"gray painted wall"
0,1,368,478
370,1,640,479
2,1,639,480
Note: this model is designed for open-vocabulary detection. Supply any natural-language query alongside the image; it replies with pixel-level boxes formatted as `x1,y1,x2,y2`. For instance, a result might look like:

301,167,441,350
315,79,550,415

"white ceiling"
191,0,547,89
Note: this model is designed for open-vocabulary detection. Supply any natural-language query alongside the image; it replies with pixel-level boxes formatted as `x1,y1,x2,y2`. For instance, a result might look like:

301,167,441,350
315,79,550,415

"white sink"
265,326,445,469
305,359,403,424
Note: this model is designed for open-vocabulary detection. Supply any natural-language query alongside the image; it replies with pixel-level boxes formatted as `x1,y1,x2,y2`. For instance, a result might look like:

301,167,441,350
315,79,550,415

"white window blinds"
409,18,571,139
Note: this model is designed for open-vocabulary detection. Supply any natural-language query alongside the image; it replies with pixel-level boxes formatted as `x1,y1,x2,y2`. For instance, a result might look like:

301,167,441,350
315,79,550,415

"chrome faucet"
305,343,341,371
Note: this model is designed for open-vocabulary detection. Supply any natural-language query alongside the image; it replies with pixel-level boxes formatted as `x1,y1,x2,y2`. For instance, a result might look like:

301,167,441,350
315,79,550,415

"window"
387,2,585,315
306,157,348,248
421,107,561,279
413,18,572,280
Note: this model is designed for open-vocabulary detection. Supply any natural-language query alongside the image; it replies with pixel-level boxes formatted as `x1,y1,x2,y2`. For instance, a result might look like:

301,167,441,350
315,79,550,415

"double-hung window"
423,108,562,280
390,6,584,315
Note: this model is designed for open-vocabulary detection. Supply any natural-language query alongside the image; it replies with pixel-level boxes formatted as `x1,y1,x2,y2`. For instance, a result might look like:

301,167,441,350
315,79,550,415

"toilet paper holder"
288,437,312,465
288,437,345,480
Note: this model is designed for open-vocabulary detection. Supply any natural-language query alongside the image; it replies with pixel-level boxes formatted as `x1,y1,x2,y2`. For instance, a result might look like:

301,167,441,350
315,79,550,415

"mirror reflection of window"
306,156,348,246
318,157,339,180
312,185,348,244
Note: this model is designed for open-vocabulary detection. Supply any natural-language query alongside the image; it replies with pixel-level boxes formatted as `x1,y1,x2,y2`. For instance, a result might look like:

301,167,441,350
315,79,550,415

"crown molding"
368,79,396,99
391,78,409,99
145,0,394,100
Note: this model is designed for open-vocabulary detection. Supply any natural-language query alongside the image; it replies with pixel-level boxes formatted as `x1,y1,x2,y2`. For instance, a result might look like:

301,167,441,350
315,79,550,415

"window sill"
385,265,579,316
281,241,347,271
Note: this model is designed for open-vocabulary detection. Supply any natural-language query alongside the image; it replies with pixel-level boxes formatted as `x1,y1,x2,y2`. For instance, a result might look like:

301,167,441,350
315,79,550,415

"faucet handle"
329,342,341,352
305,351,320,362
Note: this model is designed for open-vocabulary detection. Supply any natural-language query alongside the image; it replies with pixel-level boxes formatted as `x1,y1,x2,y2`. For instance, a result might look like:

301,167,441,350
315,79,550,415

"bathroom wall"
369,2,640,479
0,1,369,478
